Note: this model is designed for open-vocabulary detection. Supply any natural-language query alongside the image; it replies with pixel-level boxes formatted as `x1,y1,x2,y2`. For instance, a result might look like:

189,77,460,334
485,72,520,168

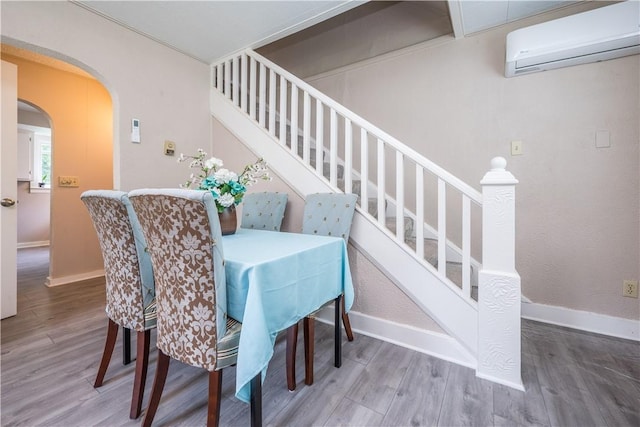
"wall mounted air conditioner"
505,1,640,77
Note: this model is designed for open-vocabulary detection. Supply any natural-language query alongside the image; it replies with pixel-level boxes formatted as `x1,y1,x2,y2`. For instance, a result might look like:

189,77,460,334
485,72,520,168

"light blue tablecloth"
222,228,354,403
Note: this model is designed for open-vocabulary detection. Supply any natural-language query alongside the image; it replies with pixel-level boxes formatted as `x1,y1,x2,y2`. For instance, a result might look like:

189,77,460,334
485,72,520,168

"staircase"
287,132,476,296
210,49,523,390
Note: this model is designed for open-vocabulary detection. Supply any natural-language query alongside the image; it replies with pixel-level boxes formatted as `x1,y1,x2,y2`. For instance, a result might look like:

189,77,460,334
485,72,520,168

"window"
32,134,51,189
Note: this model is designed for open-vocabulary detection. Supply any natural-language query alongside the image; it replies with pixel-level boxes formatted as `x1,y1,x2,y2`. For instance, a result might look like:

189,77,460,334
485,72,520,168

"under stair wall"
210,49,523,390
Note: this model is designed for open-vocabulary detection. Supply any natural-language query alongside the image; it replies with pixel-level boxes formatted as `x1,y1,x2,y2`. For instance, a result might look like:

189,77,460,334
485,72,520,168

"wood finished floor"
2,247,639,426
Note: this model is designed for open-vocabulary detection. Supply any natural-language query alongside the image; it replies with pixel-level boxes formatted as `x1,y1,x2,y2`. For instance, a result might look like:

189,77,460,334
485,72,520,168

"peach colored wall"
257,3,640,322
3,54,113,280
2,1,210,283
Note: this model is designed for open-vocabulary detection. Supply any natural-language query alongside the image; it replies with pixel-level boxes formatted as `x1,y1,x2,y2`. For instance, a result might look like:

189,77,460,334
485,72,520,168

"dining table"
221,228,355,404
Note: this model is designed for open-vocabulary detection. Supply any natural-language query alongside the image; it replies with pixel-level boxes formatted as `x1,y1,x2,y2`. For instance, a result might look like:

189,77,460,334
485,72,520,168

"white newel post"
478,157,524,390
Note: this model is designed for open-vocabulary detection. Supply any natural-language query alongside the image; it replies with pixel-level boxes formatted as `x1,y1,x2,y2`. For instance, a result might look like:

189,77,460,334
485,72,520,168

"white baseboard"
314,301,639,380
315,306,476,369
522,301,639,341
17,241,49,249
45,270,105,287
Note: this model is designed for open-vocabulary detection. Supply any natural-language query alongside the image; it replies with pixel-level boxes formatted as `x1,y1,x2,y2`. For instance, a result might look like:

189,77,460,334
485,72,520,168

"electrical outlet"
164,140,176,156
623,280,638,298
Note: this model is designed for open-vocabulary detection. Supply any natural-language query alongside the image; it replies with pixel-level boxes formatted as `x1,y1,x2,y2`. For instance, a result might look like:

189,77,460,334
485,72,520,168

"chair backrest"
81,190,155,331
301,193,358,241
128,189,227,371
240,191,288,231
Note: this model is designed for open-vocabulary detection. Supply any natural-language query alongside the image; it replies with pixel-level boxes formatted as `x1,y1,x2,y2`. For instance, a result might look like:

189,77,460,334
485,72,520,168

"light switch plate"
511,141,523,156
59,176,79,187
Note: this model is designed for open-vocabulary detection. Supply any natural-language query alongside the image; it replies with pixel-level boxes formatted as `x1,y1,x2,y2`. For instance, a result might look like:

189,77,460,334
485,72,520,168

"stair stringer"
211,88,479,360
349,214,478,356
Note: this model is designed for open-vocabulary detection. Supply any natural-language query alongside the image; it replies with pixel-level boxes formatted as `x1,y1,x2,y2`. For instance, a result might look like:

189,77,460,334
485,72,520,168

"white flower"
179,149,271,212
213,168,238,184
217,193,235,207
204,157,223,170
239,158,271,186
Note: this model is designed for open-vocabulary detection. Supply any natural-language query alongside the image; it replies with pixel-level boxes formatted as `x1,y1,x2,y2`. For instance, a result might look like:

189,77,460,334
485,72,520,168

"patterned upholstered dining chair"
81,190,156,420
286,192,358,390
128,189,261,427
240,191,288,231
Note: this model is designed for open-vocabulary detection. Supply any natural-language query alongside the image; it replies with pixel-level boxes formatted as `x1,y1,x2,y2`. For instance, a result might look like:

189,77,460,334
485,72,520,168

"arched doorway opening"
1,43,114,307
17,100,52,249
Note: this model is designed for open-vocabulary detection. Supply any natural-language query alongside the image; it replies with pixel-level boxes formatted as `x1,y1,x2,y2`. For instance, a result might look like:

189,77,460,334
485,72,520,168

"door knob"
1,198,16,207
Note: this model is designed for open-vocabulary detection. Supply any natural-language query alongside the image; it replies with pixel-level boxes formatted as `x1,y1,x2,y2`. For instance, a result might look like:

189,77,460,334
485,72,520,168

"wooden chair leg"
94,319,119,388
285,323,298,391
207,370,223,427
130,329,151,419
303,316,314,385
342,303,354,342
142,351,171,427
123,327,132,365
250,373,262,427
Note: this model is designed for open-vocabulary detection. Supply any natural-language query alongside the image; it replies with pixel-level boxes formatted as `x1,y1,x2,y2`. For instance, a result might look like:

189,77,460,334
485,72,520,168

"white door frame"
1,60,19,319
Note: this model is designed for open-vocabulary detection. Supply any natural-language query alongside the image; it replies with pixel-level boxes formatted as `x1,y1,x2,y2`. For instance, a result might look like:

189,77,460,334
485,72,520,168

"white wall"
256,3,640,323
2,1,212,282
1,1,211,191
3,1,636,332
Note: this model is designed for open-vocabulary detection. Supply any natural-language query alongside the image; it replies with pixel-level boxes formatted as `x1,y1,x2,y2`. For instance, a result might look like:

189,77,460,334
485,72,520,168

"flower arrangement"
178,149,271,213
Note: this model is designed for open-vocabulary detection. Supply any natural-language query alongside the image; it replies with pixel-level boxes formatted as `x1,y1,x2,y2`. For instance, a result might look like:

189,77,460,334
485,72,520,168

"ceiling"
454,0,577,35
73,0,580,64
73,0,367,63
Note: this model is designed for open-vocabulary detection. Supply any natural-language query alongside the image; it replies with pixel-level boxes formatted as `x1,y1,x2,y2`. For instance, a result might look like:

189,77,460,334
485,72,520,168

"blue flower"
229,181,246,195
202,177,218,189
179,149,272,213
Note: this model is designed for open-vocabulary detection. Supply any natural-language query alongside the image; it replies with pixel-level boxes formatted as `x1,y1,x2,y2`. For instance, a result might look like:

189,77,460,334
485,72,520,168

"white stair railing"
211,49,522,390
213,49,482,300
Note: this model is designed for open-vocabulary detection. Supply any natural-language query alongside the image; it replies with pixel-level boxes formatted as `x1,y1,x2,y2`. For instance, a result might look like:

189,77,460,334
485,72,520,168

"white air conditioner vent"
505,1,640,77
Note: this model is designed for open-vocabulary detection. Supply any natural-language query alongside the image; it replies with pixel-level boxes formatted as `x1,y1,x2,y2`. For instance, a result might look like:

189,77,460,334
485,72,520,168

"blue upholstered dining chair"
240,191,288,231
128,189,261,427
81,190,156,420
286,192,358,391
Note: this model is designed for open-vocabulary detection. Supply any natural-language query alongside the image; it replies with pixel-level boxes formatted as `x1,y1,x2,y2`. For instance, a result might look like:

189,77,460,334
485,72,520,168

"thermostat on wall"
131,118,140,143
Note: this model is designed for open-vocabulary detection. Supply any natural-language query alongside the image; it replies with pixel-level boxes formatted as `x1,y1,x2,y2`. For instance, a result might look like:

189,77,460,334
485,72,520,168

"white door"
1,60,18,319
